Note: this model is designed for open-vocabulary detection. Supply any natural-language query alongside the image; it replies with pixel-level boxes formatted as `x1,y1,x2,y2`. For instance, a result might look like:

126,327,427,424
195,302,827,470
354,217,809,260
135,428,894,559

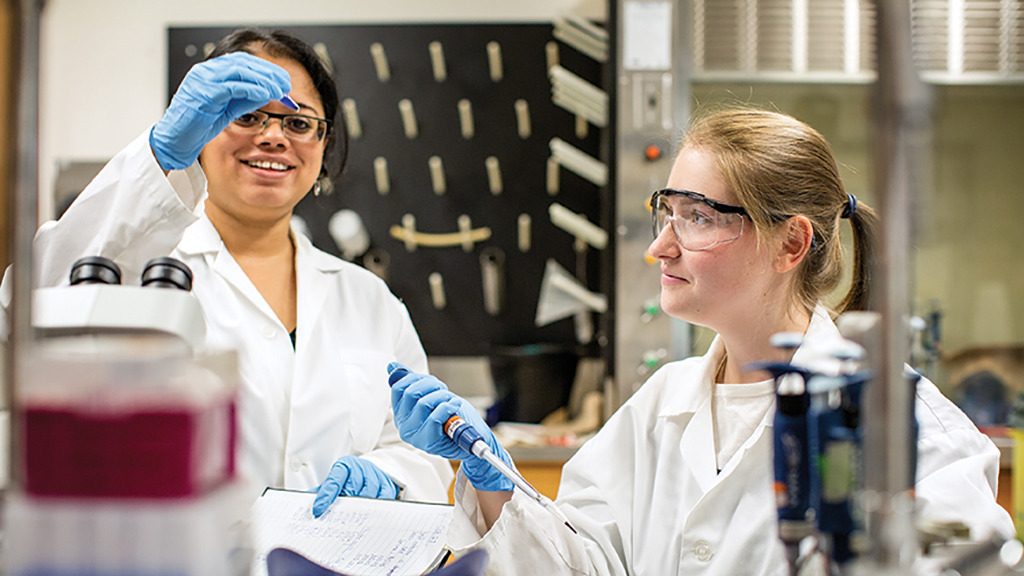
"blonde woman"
389,109,1013,574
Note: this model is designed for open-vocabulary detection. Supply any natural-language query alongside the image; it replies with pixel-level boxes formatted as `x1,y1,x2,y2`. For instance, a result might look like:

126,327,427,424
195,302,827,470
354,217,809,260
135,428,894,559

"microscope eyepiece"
69,256,122,286
141,257,193,291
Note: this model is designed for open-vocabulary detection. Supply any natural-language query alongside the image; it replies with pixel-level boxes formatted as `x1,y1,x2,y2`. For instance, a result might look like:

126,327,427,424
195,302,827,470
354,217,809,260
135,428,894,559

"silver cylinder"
863,0,932,567
5,0,44,492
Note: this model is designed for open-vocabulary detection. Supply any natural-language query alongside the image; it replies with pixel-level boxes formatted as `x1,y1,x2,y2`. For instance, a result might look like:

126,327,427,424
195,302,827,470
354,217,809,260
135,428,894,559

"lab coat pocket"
332,349,392,454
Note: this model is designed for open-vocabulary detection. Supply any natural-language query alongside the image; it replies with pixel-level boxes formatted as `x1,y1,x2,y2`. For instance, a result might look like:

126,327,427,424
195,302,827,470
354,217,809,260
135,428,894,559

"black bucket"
488,344,578,424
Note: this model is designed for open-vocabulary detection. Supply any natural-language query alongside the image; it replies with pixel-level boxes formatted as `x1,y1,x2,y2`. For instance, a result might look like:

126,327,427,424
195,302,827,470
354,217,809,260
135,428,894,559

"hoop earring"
312,180,321,196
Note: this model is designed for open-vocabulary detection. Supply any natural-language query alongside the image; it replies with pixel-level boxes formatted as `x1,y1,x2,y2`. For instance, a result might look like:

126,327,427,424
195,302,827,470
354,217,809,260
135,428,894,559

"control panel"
613,0,692,405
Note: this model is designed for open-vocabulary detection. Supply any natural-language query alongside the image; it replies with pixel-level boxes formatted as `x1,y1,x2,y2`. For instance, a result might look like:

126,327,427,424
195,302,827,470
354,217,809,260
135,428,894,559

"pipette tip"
538,495,577,534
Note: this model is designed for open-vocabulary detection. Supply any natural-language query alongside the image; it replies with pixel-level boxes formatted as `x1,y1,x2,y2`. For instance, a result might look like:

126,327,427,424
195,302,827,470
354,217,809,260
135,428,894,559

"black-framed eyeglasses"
229,110,332,143
650,188,748,251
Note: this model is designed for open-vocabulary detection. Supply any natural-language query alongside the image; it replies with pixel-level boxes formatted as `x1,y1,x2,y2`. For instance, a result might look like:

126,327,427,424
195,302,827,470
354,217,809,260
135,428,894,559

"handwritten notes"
251,489,452,576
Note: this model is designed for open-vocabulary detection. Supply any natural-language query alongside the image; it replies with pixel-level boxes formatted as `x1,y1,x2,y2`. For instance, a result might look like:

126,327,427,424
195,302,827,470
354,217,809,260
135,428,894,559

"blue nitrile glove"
150,52,292,170
311,455,399,517
389,362,514,492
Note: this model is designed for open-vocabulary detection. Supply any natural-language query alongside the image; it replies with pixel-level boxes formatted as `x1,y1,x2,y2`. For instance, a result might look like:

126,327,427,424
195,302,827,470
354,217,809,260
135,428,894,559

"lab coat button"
289,456,303,471
262,326,276,339
694,541,713,562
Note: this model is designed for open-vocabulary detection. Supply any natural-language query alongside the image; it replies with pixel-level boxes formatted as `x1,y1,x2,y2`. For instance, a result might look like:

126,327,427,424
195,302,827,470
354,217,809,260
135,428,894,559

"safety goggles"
229,109,332,143
650,188,748,251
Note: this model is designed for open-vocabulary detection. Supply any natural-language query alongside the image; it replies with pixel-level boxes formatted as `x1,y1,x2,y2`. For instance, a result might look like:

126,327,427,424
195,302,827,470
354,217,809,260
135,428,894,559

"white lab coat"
4,129,453,502
448,306,1014,575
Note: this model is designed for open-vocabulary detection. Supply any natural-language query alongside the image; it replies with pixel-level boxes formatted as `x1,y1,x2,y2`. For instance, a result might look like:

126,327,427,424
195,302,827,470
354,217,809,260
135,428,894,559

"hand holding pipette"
388,363,576,533
151,52,294,170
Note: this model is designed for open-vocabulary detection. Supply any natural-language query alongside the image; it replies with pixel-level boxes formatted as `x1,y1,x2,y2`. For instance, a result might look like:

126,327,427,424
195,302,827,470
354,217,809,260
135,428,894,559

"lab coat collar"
177,211,348,332
176,209,222,256
657,303,842,419
176,209,345,275
789,304,846,377
656,338,723,419
291,227,345,273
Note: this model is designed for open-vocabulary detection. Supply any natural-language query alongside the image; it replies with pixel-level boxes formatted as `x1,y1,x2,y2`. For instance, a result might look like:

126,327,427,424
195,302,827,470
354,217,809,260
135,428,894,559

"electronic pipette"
388,365,577,534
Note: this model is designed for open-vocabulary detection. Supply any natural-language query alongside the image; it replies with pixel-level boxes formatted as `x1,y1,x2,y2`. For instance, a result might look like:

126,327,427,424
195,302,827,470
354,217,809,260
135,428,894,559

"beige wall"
923,86,1024,353
688,83,1024,386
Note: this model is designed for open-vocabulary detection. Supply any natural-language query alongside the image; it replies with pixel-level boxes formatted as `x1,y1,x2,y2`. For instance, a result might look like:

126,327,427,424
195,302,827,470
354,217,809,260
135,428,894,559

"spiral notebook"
251,488,453,576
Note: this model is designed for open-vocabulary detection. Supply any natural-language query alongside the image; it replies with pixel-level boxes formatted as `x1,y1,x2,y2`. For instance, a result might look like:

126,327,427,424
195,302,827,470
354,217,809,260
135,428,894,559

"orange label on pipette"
443,415,462,436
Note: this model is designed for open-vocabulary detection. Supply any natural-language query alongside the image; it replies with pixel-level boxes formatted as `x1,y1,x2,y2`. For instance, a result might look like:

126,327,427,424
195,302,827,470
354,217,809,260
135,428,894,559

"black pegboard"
169,24,609,357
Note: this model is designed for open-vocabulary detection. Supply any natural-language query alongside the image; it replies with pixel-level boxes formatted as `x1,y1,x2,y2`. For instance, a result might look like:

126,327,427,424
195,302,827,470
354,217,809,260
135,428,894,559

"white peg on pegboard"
550,138,607,186
545,41,559,71
553,14,609,62
487,41,503,82
458,215,475,252
428,272,447,310
374,157,390,195
401,213,417,252
546,157,560,195
398,99,418,139
370,42,390,82
429,41,447,82
429,156,446,195
514,99,531,139
486,156,502,195
458,99,474,139
313,42,334,73
576,115,589,139
342,98,361,139
518,213,532,252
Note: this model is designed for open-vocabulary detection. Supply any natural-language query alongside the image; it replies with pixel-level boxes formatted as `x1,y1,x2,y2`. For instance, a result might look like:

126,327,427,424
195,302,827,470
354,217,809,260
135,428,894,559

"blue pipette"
388,364,577,534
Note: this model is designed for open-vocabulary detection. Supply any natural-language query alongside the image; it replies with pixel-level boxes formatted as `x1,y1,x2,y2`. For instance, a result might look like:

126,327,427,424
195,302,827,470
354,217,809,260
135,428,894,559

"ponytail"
836,202,879,314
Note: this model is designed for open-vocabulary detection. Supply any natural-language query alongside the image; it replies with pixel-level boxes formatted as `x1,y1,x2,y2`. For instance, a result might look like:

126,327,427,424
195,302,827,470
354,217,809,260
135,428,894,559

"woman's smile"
241,154,296,179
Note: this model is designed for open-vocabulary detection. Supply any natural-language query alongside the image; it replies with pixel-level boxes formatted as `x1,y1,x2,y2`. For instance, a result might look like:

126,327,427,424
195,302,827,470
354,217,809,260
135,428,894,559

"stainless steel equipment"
613,0,692,406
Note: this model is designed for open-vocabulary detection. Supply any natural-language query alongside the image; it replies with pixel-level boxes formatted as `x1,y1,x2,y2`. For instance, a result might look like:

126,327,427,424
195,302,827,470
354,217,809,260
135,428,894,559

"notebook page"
251,489,452,576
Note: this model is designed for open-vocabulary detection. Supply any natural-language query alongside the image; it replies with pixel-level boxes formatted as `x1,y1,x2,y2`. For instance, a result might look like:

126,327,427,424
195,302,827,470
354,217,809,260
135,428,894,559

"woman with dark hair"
19,28,452,511
388,108,1013,574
